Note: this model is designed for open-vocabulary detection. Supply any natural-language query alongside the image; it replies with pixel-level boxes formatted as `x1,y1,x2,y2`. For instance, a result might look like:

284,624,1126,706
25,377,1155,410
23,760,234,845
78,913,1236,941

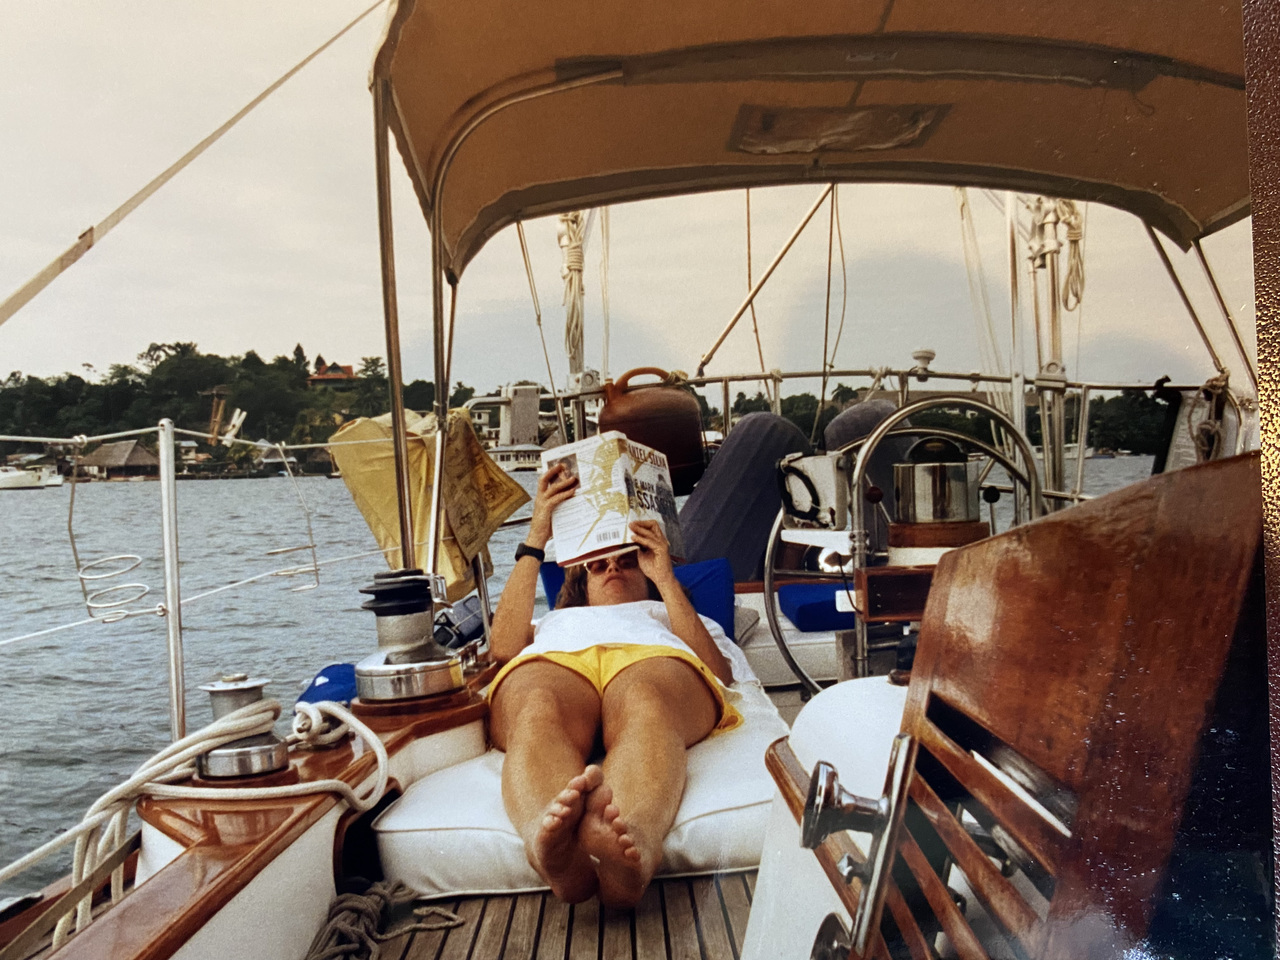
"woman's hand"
527,463,578,549
629,519,674,586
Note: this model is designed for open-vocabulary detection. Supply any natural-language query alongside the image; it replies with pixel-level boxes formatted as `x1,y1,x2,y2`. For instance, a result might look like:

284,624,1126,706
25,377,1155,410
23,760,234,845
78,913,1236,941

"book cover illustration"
542,432,685,566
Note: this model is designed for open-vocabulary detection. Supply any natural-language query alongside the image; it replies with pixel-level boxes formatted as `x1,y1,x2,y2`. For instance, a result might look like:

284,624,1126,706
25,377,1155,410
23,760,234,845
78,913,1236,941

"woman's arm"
490,464,577,663
630,520,735,685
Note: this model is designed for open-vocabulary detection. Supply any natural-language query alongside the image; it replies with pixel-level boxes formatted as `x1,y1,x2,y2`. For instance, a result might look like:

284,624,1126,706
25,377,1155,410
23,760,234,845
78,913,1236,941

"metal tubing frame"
421,66,623,580
1073,386,1092,496
1144,223,1228,376
1192,238,1259,393
471,553,494,664
722,379,732,439
696,183,834,377
157,419,186,741
373,78,417,571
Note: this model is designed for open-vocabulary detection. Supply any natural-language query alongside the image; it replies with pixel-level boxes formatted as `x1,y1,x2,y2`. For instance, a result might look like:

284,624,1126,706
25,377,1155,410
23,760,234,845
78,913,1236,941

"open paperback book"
542,431,685,567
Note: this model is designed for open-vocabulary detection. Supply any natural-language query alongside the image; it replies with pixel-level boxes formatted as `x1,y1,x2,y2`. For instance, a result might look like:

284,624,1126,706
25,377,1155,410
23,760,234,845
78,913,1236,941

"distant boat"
487,443,543,472
0,465,43,490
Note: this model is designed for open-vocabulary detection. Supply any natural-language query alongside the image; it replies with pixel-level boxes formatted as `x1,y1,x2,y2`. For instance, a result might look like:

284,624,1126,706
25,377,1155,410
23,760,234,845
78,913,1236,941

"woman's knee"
492,682,598,753
602,664,716,747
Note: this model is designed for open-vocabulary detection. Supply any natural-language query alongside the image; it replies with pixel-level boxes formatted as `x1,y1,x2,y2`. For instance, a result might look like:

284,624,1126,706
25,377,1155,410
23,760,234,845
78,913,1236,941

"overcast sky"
0,1,1258,407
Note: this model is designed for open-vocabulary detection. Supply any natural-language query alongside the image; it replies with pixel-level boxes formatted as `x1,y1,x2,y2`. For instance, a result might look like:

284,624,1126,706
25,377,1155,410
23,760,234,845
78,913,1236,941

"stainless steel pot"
894,460,980,523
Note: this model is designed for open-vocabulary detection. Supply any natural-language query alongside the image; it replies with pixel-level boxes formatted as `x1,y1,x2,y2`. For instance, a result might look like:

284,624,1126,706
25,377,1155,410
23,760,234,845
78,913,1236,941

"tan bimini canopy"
372,0,1248,278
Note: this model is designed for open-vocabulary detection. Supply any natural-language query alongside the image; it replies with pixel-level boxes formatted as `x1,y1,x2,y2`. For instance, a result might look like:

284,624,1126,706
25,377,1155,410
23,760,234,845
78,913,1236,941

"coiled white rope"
558,210,588,374
1057,198,1086,312
0,700,388,950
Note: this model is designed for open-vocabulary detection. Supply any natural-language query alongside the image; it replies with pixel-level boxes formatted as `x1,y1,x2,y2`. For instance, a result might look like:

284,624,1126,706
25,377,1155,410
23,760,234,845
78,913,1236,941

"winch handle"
605,367,672,403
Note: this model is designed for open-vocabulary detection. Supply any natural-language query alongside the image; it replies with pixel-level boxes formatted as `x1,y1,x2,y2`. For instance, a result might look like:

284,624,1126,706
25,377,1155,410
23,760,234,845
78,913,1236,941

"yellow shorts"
489,644,743,736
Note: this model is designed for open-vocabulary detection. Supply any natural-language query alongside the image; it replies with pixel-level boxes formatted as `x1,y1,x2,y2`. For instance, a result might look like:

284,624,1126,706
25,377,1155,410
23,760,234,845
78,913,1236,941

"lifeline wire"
827,188,851,372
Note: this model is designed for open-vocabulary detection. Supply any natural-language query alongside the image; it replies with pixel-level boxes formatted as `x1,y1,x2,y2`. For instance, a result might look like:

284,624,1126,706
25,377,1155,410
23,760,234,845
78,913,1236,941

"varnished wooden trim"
0,834,141,960
67,698,488,960
881,884,933,960
897,829,990,960
914,719,1066,875
888,521,989,548
908,774,1039,949
733,578,829,594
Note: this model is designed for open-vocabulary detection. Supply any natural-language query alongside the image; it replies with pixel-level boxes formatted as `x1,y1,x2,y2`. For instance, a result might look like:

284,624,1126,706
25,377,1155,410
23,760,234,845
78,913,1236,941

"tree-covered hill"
0,343,473,450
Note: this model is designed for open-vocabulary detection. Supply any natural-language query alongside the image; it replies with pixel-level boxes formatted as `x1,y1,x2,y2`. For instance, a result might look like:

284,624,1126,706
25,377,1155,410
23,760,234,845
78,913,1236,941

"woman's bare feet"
579,783,652,908
530,765,603,903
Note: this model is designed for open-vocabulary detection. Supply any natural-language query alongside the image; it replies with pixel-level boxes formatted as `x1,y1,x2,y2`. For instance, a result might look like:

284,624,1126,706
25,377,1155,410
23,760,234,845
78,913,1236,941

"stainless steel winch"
196,674,289,779
353,568,464,702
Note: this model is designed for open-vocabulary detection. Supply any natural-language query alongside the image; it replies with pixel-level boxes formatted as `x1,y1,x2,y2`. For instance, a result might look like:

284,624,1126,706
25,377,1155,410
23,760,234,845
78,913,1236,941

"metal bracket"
801,734,918,954
1033,362,1068,392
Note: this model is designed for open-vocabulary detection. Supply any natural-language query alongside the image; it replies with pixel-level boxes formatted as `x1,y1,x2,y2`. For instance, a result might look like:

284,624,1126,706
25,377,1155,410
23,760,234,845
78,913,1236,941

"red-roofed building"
307,362,357,389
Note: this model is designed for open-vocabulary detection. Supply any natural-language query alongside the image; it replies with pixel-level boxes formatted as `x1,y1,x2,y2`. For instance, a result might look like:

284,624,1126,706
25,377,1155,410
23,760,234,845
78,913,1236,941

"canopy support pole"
1193,238,1258,393
1145,224,1228,377
373,77,417,571
696,184,834,377
419,66,623,576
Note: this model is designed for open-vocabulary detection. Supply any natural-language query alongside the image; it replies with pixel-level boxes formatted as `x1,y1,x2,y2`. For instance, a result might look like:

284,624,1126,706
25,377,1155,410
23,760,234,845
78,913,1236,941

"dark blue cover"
777,582,860,632
678,412,812,581
296,662,358,705
539,556,737,640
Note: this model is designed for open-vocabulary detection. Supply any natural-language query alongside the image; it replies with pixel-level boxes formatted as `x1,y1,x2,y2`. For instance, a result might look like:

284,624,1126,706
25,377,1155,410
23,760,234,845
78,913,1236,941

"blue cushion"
297,662,358,705
777,583,860,632
540,557,738,640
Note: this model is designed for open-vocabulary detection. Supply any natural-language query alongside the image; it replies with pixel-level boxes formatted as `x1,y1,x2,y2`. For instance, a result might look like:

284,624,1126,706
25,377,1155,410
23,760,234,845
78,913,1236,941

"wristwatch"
515,543,546,563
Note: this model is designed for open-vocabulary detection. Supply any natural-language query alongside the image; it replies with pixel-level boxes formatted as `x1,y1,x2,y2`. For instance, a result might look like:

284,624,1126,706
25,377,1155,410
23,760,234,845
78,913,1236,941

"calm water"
0,457,1151,896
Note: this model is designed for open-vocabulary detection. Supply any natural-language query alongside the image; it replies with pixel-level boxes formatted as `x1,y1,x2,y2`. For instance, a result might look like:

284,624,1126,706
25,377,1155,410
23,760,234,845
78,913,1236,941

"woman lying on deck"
488,464,754,907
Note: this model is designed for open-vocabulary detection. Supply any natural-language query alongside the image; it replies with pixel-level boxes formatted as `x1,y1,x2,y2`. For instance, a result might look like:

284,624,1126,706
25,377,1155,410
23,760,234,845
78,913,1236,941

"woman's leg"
490,660,603,902
584,656,718,908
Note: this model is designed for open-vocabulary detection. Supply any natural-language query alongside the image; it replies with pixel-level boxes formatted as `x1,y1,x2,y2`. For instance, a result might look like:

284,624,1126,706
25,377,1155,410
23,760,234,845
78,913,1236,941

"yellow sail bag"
329,410,531,601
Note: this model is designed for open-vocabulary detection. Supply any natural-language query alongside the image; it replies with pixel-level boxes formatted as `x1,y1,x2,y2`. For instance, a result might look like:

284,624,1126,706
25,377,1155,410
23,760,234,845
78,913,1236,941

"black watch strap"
515,543,546,563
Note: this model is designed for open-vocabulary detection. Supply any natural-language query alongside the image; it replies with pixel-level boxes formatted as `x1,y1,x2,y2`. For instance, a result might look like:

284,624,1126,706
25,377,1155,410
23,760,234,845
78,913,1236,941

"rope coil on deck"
303,881,462,960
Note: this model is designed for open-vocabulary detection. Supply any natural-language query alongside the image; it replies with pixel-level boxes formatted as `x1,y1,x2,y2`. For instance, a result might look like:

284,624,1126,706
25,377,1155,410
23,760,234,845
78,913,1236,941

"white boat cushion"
374,681,790,897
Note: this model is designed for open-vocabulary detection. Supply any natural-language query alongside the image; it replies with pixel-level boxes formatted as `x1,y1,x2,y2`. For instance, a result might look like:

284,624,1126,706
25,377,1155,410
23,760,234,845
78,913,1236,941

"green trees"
1,350,1176,460
0,344,486,450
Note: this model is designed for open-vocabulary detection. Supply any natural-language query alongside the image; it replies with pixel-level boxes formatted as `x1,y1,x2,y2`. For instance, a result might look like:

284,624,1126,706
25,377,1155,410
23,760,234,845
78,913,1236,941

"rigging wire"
827,188,851,371
812,186,837,444
954,188,1012,422
0,0,388,330
745,190,774,404
517,221,569,441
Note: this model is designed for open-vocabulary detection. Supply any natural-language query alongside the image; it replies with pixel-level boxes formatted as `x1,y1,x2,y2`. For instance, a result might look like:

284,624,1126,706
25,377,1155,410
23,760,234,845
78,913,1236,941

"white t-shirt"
518,599,757,686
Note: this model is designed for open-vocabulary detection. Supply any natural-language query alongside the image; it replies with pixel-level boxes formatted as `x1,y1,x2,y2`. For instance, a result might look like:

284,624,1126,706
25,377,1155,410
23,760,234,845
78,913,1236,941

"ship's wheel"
763,396,1047,696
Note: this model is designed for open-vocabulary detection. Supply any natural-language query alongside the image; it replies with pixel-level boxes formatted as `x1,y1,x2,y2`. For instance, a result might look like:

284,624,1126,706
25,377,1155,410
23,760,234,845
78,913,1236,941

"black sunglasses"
584,552,639,576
